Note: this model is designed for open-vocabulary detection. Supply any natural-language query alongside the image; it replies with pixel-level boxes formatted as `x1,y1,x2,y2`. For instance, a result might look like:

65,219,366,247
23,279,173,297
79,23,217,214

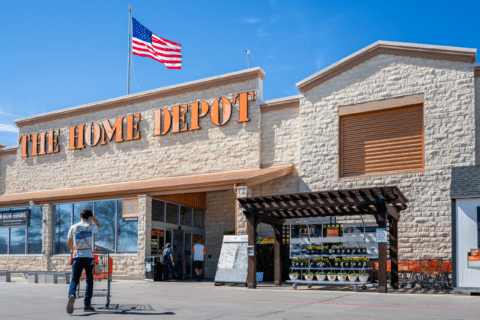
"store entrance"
151,196,205,280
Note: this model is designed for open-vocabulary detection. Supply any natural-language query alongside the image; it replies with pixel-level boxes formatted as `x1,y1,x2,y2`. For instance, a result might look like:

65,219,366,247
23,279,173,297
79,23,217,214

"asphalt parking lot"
0,278,479,319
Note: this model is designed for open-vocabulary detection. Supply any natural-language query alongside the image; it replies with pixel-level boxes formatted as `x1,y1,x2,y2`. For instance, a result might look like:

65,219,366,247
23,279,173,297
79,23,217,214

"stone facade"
205,190,236,279
3,78,261,195
299,55,476,259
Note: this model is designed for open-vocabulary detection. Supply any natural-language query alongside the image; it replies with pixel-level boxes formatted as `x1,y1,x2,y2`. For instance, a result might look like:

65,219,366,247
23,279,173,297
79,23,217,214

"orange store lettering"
17,91,254,157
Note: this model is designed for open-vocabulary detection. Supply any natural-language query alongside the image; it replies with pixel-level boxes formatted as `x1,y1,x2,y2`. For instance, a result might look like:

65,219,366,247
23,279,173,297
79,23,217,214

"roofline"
474,63,480,77
296,41,477,93
260,95,303,113
0,146,17,156
15,67,266,127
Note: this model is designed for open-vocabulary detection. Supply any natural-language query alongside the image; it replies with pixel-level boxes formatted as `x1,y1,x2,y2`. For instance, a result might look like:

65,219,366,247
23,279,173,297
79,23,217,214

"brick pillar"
236,186,251,235
137,195,152,275
42,204,53,271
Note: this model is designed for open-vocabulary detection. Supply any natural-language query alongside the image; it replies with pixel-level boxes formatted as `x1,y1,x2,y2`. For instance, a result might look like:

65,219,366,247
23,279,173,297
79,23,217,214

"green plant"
359,273,369,276
334,258,341,263
223,230,235,235
337,272,348,276
327,271,336,275
349,273,359,276
312,258,322,263
321,257,330,263
305,271,314,276
289,272,299,276
316,271,327,276
316,246,323,251
307,245,315,250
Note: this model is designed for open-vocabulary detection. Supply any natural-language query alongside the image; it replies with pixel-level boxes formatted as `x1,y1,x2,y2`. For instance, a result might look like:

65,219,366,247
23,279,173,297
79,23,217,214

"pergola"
238,186,408,293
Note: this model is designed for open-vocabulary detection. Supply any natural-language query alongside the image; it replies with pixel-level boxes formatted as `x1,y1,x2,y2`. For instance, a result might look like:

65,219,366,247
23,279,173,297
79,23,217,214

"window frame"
0,206,42,255
52,198,139,255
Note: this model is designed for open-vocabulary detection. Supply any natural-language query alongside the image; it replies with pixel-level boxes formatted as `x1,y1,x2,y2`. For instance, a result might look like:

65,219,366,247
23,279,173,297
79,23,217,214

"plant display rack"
288,259,372,291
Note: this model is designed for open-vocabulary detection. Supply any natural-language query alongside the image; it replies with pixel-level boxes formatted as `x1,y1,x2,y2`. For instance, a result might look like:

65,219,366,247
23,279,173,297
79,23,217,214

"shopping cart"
419,259,445,291
399,260,421,289
77,252,113,308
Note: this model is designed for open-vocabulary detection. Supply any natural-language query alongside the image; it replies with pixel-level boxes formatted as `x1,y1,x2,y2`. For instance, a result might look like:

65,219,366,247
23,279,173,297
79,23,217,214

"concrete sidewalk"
0,279,478,319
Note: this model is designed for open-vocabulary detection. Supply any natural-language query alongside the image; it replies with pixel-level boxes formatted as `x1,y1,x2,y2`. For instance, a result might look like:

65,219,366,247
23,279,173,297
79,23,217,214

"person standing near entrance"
66,209,101,314
163,243,175,281
193,242,206,281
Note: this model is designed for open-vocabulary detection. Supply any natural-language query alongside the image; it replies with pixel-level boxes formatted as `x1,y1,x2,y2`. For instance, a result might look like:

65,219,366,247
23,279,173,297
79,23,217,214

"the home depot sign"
18,91,254,157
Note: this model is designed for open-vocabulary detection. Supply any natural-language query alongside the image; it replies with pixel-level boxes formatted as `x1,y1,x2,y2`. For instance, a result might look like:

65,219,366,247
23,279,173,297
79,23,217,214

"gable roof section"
296,41,477,93
15,67,266,127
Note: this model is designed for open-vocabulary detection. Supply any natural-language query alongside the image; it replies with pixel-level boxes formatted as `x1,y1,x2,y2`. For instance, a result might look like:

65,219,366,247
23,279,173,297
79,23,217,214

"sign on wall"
376,228,388,243
18,91,255,157
122,199,138,221
0,209,30,228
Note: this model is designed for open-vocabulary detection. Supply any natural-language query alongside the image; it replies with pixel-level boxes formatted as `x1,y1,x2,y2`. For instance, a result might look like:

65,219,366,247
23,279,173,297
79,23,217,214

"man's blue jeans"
68,257,94,306
164,262,174,280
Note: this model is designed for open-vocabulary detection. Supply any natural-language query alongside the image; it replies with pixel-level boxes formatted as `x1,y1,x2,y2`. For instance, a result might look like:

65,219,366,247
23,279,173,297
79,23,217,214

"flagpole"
127,5,132,95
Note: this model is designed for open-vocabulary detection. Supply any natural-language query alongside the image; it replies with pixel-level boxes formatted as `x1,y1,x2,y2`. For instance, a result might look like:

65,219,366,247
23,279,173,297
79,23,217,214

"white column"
42,204,53,270
236,186,251,235
137,194,152,274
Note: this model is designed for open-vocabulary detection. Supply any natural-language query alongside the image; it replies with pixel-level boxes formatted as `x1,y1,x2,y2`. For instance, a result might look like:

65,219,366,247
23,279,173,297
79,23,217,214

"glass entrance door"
173,230,184,279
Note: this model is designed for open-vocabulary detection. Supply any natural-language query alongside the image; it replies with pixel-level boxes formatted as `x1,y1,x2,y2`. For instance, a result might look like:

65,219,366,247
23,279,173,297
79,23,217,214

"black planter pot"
328,249,334,254
352,249,357,254
346,249,351,254
362,248,367,254
344,262,350,268
340,249,345,254
323,248,329,254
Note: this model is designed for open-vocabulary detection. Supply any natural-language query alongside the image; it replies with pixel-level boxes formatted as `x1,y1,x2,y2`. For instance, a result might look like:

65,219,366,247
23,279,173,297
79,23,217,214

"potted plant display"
316,246,323,255
307,245,315,255
351,257,361,268
327,272,337,281
345,246,352,254
361,246,367,254
315,272,327,281
337,272,348,282
362,257,370,268
352,246,358,254
340,246,347,254
358,273,369,282
328,245,335,255
321,257,330,267
334,257,342,268
342,257,351,268
305,272,314,281
289,272,299,280
348,273,358,282
323,246,329,254
292,258,300,267
311,258,320,268
300,258,308,267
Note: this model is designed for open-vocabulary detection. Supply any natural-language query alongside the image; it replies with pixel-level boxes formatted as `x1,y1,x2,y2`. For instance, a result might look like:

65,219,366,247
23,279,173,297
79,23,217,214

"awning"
0,165,293,207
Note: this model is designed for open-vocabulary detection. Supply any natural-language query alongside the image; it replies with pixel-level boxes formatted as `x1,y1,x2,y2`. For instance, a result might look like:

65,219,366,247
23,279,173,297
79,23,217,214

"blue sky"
1,0,479,147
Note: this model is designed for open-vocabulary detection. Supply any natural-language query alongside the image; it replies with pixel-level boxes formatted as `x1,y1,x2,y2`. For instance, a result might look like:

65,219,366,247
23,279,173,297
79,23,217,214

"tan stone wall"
476,74,480,165
299,55,476,259
0,153,16,196
3,79,260,195
204,190,236,279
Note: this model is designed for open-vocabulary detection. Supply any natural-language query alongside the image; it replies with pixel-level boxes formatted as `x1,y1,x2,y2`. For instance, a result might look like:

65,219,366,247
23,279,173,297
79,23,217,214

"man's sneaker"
84,305,96,312
66,295,75,314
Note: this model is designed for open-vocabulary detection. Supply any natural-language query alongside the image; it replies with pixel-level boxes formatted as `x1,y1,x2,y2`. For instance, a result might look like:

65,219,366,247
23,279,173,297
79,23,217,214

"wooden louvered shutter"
340,104,424,177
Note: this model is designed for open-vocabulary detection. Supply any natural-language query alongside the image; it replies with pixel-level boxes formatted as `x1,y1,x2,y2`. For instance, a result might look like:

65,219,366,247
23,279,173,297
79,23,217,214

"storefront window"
55,204,72,254
28,207,43,254
74,202,93,222
117,200,138,253
193,209,204,228
10,227,26,254
166,203,178,224
0,228,7,254
180,206,192,226
152,200,164,222
94,201,116,253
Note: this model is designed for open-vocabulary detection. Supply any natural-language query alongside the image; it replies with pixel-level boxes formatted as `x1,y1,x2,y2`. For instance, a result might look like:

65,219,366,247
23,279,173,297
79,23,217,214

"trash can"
145,256,162,281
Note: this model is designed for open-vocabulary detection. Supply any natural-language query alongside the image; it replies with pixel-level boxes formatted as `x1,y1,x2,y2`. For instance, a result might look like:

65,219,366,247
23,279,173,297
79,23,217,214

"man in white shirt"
192,242,206,282
66,209,101,314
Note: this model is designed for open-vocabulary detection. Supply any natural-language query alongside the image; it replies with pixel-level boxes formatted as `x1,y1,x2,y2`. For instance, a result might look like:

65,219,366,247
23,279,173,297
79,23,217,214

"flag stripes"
131,18,182,69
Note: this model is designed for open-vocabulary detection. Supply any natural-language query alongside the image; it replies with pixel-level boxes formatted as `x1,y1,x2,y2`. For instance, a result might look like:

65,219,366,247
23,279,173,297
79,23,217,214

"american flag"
131,18,182,69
